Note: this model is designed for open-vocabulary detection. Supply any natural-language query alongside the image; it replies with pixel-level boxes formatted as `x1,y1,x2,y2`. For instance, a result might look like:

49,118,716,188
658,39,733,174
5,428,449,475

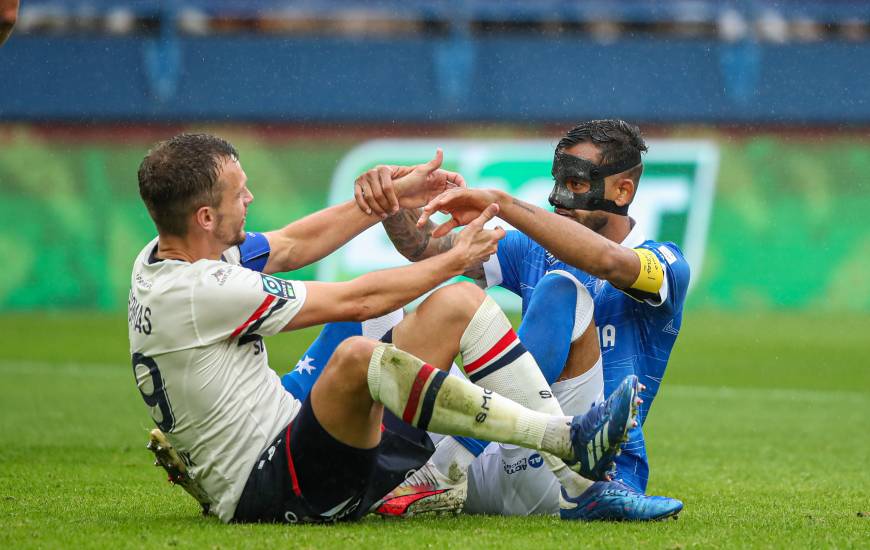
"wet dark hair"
138,133,238,236
556,119,647,183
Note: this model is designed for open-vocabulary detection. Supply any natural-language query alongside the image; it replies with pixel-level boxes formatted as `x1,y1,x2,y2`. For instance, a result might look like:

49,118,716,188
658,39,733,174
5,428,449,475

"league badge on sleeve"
260,274,296,300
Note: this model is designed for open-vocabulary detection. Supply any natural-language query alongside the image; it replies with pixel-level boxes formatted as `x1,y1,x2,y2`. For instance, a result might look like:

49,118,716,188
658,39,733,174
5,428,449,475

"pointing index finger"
416,196,442,227
470,203,500,227
416,207,433,228
432,217,459,238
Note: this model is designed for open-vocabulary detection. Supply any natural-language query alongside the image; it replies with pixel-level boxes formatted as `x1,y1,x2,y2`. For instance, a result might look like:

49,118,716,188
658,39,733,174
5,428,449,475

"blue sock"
517,271,578,385
281,321,362,401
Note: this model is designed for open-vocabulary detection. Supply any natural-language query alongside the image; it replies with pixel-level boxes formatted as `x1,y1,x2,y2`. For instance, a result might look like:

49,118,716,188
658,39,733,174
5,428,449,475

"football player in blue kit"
286,119,686,521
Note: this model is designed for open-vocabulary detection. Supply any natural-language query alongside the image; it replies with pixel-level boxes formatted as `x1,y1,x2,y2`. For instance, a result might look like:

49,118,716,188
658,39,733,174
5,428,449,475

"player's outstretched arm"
382,211,487,285
383,208,454,259
421,188,641,289
262,150,456,275
283,204,504,330
352,153,487,283
261,200,380,274
381,209,488,286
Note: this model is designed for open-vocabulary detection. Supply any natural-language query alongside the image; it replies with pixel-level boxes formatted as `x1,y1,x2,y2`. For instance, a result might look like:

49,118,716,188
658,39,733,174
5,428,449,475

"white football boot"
373,461,467,518
146,429,211,515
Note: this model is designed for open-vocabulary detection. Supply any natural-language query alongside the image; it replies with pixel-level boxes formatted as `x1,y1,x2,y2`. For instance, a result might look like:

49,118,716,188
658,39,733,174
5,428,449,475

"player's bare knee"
428,281,485,323
332,335,377,368
327,335,378,389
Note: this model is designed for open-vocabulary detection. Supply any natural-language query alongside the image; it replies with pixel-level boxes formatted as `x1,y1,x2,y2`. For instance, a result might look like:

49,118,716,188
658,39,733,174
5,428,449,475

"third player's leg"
562,322,601,381
466,270,605,515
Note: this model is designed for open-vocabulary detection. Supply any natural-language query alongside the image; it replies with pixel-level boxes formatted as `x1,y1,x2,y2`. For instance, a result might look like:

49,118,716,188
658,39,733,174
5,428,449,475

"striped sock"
459,296,594,494
460,296,562,414
367,344,573,457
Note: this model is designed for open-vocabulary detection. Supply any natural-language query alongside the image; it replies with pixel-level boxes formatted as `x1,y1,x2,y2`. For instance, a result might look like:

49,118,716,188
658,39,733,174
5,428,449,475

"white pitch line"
2,360,867,405
0,359,128,376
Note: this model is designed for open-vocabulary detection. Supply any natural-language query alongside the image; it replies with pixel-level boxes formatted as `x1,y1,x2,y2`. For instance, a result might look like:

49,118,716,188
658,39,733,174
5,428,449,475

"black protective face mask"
548,151,641,215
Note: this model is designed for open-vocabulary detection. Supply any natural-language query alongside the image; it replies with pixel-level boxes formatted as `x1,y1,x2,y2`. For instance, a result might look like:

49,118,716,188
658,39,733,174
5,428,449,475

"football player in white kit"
129,133,644,524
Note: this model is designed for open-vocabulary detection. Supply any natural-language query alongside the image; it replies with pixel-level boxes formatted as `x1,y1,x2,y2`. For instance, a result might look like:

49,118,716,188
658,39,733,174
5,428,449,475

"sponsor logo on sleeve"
658,245,678,265
134,272,153,290
211,267,232,286
260,274,296,299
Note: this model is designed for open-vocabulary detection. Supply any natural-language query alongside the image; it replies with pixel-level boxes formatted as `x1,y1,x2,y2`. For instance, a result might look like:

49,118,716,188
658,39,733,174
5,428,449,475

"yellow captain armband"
630,248,664,294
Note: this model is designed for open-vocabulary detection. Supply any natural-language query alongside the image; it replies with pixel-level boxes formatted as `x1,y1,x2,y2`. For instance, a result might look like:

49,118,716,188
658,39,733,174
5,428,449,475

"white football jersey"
128,237,307,522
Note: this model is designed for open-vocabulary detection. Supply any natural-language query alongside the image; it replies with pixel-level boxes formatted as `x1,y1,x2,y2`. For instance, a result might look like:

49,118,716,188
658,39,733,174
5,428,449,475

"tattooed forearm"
512,199,536,214
383,209,433,261
383,209,465,264
430,231,456,257
384,211,485,284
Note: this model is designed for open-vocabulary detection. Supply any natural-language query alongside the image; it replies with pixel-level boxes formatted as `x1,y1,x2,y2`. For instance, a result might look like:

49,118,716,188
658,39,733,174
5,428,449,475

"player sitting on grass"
346,120,686,521
130,133,643,524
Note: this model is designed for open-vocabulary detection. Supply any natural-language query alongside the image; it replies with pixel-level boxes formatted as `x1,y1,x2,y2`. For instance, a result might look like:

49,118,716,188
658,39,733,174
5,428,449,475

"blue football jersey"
482,225,690,492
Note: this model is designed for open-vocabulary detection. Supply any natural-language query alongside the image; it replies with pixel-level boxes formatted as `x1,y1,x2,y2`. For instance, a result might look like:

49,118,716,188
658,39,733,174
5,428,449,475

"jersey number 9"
131,353,176,433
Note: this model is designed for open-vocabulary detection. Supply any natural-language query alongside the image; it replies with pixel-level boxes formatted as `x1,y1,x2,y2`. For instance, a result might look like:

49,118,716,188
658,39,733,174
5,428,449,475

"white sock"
458,296,592,494
459,296,561,414
430,437,475,483
367,344,574,457
424,365,477,482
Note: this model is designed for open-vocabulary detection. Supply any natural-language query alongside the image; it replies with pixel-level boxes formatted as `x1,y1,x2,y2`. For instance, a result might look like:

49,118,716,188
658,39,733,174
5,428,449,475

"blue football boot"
559,481,683,521
568,374,641,480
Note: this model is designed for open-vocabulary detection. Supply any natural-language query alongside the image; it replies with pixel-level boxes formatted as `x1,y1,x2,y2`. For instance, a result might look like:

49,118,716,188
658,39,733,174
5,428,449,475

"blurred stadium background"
1,1,868,548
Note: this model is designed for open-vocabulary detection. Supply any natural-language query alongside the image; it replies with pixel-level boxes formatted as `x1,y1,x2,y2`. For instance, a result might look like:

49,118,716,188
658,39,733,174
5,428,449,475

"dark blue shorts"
232,396,434,524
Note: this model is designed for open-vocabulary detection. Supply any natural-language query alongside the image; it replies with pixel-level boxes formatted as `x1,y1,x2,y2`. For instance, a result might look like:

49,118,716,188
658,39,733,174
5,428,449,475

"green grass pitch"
1,311,868,548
